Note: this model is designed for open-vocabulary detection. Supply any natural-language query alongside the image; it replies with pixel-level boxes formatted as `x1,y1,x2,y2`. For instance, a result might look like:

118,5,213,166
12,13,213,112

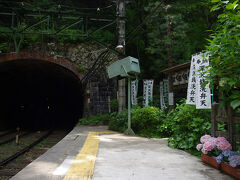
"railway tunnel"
0,52,84,131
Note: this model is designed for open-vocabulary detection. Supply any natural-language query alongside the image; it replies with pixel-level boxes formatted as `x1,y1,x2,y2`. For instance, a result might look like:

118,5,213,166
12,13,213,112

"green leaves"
166,100,211,150
231,100,240,109
226,0,238,9
109,106,166,136
207,0,240,109
78,114,111,126
211,4,221,11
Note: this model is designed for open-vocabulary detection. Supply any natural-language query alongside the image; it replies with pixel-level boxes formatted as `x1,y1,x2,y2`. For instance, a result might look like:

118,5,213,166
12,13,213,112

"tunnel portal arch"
0,51,83,80
0,51,84,130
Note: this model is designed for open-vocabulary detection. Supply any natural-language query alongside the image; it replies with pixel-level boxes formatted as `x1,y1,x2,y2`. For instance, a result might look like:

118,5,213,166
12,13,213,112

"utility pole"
116,0,126,114
166,5,174,109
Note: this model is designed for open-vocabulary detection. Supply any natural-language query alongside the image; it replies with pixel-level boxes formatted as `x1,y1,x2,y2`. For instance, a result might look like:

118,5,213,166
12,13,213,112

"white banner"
186,53,211,109
160,81,166,109
131,80,138,105
160,80,169,110
195,54,211,109
186,55,197,105
163,79,169,105
143,80,148,106
143,80,154,107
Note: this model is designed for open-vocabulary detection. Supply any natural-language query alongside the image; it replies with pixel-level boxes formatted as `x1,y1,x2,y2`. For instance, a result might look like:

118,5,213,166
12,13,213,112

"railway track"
0,130,15,138
0,131,31,146
0,130,52,167
0,130,68,179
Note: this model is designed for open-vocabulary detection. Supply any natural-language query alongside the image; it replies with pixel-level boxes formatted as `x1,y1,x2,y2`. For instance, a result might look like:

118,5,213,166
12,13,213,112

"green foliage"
89,29,115,43
145,2,190,65
76,65,85,72
108,100,213,154
167,101,211,150
0,42,8,53
108,111,128,132
131,106,163,136
207,0,240,109
150,95,161,108
110,99,118,112
78,113,111,126
108,106,167,137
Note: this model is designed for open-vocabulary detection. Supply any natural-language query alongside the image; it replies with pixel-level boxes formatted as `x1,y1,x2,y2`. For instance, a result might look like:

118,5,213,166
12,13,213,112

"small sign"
168,92,174,106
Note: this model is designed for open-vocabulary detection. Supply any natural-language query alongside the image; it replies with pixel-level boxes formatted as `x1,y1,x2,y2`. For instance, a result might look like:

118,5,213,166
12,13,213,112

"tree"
125,0,216,80
207,0,240,109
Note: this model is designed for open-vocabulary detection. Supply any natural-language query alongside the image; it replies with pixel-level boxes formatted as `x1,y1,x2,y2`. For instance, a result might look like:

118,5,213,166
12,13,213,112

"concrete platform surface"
11,126,233,180
93,133,233,180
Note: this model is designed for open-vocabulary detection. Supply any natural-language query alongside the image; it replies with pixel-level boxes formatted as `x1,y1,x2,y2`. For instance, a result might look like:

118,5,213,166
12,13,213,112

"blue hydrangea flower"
216,154,223,164
229,155,240,168
222,150,231,157
228,151,240,161
222,150,239,161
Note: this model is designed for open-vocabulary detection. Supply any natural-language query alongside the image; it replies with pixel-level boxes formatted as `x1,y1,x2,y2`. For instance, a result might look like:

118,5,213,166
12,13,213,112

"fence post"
227,105,234,150
211,103,217,137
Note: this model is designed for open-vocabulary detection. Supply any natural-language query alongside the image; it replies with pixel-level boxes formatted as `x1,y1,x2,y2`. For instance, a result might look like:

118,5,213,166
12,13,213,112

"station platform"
11,125,233,180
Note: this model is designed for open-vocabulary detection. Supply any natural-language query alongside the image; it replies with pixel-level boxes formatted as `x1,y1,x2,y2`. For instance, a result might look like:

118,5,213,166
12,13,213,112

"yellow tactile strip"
63,132,114,180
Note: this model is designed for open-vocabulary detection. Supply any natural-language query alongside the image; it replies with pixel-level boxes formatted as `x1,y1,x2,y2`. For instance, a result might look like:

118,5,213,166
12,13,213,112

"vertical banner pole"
128,77,131,129
124,77,135,135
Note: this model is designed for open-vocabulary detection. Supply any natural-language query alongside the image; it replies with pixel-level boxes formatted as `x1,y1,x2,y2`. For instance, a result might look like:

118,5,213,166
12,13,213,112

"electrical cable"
60,4,114,11
0,1,115,12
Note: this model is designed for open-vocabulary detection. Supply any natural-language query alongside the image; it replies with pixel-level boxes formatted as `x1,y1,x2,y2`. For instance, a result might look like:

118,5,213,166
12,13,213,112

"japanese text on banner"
186,53,211,109
160,81,166,110
143,80,148,106
186,55,197,105
143,80,154,107
131,80,138,105
160,79,169,109
195,54,211,109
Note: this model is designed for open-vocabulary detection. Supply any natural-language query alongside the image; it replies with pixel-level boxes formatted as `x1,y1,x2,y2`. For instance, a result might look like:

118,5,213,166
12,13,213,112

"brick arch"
0,51,83,79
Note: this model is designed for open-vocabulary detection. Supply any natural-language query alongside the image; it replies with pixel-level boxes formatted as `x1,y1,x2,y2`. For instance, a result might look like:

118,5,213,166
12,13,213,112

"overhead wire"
0,1,115,12
60,4,115,11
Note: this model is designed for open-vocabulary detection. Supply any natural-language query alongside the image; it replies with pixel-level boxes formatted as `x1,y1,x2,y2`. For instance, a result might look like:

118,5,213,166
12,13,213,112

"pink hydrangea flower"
215,137,232,151
200,135,212,144
203,140,215,152
201,147,208,154
196,144,203,151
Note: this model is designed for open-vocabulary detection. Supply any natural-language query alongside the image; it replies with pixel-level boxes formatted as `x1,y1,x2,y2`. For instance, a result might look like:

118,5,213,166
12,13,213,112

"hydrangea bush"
197,135,232,155
197,134,240,168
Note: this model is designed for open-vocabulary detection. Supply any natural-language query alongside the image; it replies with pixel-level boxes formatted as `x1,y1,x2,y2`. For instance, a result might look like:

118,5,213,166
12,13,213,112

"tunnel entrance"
0,59,84,131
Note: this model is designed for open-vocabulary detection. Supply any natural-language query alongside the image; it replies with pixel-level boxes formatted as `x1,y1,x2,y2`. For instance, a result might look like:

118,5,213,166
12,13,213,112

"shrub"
131,106,162,136
110,99,118,112
167,100,211,150
108,106,167,137
108,111,128,132
78,113,111,126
